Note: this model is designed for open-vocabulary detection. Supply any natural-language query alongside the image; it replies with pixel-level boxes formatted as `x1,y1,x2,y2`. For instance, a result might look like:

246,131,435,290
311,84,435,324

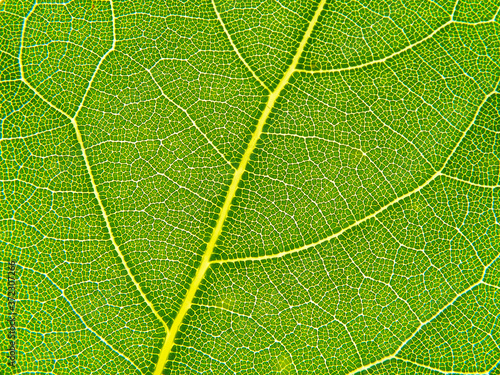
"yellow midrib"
153,0,327,373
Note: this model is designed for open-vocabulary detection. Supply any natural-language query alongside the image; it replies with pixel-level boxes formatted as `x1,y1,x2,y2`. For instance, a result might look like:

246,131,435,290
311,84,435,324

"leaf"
1,0,500,374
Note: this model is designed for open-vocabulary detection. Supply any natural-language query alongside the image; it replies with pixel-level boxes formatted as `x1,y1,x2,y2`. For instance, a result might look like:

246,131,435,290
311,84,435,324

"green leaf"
1,0,499,374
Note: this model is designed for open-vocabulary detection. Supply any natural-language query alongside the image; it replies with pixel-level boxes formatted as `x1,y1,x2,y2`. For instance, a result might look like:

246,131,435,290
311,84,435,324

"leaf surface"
1,0,500,374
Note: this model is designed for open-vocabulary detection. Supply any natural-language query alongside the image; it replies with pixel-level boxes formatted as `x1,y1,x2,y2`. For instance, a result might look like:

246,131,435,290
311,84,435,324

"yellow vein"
71,0,169,334
345,85,500,375
210,171,441,265
211,0,270,92
152,0,327,373
19,0,168,334
395,357,495,375
211,85,498,265
68,118,169,334
439,172,500,189
296,19,453,74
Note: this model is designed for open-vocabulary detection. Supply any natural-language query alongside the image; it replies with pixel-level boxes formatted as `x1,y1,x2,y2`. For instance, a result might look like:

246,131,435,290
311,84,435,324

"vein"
451,0,460,20
1,178,92,195
71,2,169,334
298,9,499,76
193,302,297,365
346,81,500,375
489,358,500,374
211,0,271,92
453,4,500,25
210,173,440,265
393,357,495,375
339,73,435,167
19,0,168,334
152,1,328,373
0,123,68,143
0,218,109,245
0,48,17,59
439,173,500,189
210,84,499,265
296,19,454,74
482,281,500,290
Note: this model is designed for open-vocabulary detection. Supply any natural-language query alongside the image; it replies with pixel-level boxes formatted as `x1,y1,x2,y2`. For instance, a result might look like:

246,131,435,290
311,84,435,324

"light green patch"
276,354,293,374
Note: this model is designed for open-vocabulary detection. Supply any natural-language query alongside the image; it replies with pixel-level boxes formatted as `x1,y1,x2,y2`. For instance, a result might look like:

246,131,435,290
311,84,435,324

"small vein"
210,172,440,265
439,172,500,189
211,0,271,92
345,79,500,375
299,11,499,76
395,357,494,375
13,263,143,374
72,3,116,120
116,50,235,169
482,281,500,290
348,247,500,375
296,19,454,74
0,123,68,143
488,358,500,374
1,178,92,195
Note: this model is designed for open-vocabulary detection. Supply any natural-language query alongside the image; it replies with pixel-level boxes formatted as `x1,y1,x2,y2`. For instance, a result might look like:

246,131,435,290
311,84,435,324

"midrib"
153,0,327,373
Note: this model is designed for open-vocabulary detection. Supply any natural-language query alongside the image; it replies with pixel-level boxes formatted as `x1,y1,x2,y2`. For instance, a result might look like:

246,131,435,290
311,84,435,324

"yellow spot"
349,149,363,165
412,199,425,213
310,61,322,70
276,354,292,374
215,294,236,310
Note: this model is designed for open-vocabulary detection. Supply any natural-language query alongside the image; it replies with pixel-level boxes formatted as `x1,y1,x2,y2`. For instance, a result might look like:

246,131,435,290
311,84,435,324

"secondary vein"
211,0,271,92
152,0,328,373
19,0,169,343
210,84,499,266
69,0,170,335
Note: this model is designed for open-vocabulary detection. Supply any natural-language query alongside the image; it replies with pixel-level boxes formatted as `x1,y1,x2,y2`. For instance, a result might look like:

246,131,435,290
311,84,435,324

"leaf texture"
1,0,500,374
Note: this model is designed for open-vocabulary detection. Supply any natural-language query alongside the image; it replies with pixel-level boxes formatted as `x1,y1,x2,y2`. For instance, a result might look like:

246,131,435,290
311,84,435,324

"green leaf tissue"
1,0,499,374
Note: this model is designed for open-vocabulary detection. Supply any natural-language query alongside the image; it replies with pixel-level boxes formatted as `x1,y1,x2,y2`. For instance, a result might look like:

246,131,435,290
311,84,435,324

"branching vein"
153,0,328,372
211,0,271,92
18,0,169,341
210,84,499,265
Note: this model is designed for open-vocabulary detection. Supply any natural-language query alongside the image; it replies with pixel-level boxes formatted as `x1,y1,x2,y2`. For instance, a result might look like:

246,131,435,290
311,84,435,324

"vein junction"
153,0,328,373
18,0,169,352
